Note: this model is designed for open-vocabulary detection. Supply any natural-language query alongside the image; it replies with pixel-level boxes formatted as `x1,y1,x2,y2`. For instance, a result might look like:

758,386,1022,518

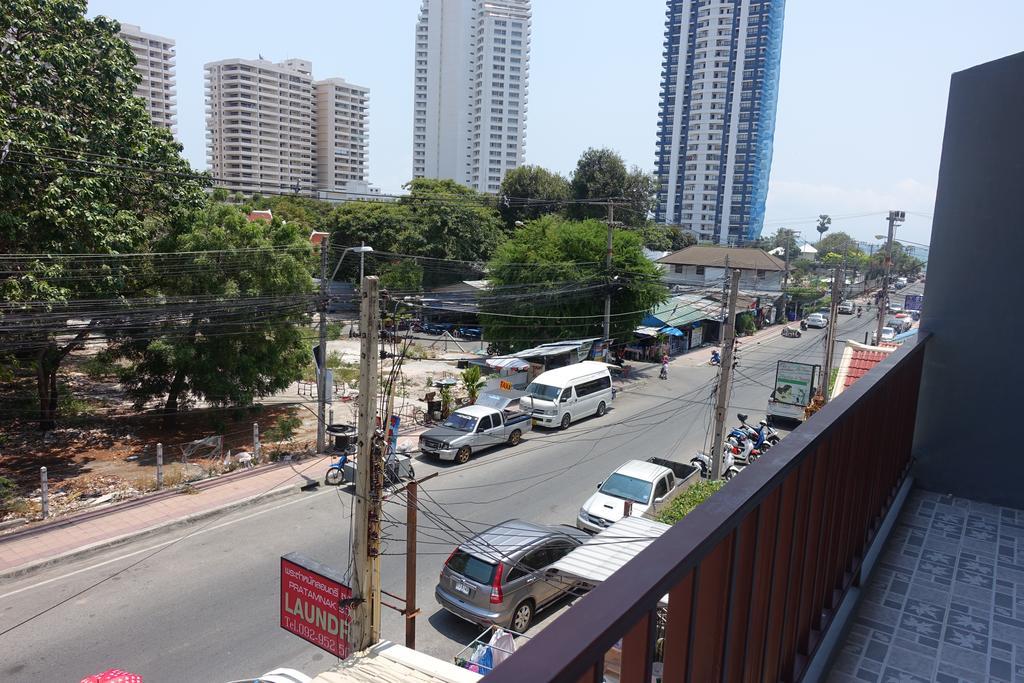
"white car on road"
805,313,828,329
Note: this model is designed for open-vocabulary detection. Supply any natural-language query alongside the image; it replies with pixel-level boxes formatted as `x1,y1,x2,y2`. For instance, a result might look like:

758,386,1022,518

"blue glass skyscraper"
654,0,786,244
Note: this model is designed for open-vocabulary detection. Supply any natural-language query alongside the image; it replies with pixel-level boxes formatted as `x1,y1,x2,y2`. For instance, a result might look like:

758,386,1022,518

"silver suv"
435,519,586,632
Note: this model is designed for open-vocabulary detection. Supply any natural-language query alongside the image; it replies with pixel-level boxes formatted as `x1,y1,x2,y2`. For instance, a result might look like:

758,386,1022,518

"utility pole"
782,229,792,289
405,480,418,649
710,269,741,480
352,276,380,652
820,266,841,403
718,255,731,340
875,210,904,344
316,235,330,454
603,203,615,344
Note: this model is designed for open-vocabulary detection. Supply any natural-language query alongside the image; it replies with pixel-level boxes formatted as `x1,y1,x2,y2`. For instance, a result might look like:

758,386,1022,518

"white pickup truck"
577,458,701,533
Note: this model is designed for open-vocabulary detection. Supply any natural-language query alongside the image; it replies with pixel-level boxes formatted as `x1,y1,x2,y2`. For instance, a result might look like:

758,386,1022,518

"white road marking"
0,487,334,601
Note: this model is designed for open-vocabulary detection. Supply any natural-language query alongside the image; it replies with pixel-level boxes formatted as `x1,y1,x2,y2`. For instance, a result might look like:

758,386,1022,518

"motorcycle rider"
857,305,863,318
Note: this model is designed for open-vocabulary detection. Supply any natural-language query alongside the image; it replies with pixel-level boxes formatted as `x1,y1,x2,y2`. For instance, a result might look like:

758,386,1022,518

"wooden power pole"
352,276,380,651
710,269,741,480
603,203,615,344
821,266,841,403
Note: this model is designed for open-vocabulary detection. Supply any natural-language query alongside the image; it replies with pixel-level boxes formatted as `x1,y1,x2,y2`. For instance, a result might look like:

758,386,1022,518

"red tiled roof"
844,349,889,388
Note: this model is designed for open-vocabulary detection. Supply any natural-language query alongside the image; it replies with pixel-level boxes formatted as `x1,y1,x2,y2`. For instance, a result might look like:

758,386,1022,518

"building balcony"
488,335,932,682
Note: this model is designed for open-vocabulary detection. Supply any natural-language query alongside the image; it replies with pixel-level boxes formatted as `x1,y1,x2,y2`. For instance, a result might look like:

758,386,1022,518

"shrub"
0,476,16,513
657,479,725,525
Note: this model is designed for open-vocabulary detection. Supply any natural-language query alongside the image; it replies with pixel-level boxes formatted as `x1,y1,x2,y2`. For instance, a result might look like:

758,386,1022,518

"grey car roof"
459,519,566,565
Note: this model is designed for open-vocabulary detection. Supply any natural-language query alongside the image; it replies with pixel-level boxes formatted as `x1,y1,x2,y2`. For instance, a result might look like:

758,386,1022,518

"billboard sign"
281,553,352,659
772,361,818,407
904,294,924,312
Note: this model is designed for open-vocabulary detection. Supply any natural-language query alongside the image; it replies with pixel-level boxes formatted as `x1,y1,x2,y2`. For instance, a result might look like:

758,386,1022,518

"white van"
520,361,614,430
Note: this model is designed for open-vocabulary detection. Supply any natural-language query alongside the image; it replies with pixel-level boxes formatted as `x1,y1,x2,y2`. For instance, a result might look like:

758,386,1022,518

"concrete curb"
0,481,311,582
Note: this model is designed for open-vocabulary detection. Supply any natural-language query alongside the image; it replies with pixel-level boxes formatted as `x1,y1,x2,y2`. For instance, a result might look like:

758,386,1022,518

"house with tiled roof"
831,340,896,399
656,245,786,295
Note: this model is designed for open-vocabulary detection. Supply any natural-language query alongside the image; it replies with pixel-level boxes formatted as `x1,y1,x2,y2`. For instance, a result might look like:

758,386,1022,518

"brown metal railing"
486,333,928,683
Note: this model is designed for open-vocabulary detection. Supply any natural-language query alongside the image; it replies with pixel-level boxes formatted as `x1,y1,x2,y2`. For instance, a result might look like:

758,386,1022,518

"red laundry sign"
280,553,353,659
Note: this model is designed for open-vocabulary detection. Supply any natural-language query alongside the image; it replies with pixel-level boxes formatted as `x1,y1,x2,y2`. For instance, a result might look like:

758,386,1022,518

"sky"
87,0,1024,248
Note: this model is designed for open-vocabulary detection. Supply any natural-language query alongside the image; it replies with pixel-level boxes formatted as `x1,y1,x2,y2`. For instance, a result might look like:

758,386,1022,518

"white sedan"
805,313,828,329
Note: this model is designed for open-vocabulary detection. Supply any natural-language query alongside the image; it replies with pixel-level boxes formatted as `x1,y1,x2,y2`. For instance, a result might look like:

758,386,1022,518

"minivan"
435,520,587,632
520,361,614,429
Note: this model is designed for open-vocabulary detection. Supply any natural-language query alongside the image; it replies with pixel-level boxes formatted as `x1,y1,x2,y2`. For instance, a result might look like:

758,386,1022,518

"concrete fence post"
252,423,260,463
40,466,49,519
156,443,164,489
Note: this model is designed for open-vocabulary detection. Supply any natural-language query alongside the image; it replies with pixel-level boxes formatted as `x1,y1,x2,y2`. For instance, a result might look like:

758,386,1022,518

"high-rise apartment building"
205,58,369,197
314,78,370,194
119,23,177,134
654,0,785,244
412,0,531,193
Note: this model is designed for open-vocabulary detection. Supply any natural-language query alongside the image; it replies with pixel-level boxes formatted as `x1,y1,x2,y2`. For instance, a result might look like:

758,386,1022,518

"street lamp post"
315,243,374,453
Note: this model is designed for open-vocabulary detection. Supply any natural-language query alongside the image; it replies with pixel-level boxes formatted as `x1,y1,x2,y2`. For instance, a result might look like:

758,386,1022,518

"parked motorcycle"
690,447,742,480
325,452,350,486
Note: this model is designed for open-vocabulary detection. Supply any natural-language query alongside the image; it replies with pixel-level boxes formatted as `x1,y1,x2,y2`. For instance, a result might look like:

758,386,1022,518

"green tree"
110,204,313,419
819,252,846,268
766,228,799,261
0,1,208,428
815,231,862,258
481,216,668,352
460,365,487,404
398,179,505,261
323,179,504,287
568,148,655,226
378,260,424,293
498,165,571,229
815,214,832,239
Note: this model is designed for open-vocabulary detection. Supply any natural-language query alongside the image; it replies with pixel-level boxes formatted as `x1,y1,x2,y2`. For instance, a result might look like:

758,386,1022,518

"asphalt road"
0,301,894,683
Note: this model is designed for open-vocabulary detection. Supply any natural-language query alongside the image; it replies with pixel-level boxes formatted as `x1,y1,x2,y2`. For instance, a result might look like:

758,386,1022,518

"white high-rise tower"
119,23,177,135
412,0,531,192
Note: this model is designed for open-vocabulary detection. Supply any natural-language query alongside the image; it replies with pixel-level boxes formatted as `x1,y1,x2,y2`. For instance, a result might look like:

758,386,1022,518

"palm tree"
460,365,487,404
816,214,832,240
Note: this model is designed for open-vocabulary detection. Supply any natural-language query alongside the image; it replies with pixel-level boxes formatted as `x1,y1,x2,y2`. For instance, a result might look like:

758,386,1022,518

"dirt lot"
0,338,476,522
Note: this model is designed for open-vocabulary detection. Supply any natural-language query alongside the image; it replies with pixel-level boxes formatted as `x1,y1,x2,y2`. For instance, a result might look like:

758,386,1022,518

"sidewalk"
0,455,333,579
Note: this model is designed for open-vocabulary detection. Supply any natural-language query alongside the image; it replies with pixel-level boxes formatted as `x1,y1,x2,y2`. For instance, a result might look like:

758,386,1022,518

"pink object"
80,669,143,683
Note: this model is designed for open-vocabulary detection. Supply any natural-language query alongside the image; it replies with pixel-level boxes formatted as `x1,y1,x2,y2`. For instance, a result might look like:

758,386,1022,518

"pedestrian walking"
659,354,669,380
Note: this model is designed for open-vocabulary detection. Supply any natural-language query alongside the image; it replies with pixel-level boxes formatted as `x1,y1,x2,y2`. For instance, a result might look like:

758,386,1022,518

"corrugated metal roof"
549,516,670,586
645,293,720,328
312,642,481,683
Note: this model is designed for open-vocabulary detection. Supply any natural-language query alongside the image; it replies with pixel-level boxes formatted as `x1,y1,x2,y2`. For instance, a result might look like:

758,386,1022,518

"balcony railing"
487,333,929,683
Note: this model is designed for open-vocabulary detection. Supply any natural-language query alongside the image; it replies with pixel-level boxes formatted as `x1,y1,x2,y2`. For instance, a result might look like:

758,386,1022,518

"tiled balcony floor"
827,489,1024,683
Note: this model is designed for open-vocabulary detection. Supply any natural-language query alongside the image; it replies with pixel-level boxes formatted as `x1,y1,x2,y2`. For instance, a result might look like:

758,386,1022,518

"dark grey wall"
913,51,1024,507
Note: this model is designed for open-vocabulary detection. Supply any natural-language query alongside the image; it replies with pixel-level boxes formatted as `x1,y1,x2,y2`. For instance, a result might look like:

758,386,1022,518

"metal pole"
710,269,741,480
156,443,164,489
317,235,330,454
40,466,49,519
405,480,418,649
359,241,366,285
603,204,614,343
353,276,380,652
252,423,260,464
876,212,897,345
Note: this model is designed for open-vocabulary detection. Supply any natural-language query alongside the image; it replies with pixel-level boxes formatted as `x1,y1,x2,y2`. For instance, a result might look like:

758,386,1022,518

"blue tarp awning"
659,326,684,337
